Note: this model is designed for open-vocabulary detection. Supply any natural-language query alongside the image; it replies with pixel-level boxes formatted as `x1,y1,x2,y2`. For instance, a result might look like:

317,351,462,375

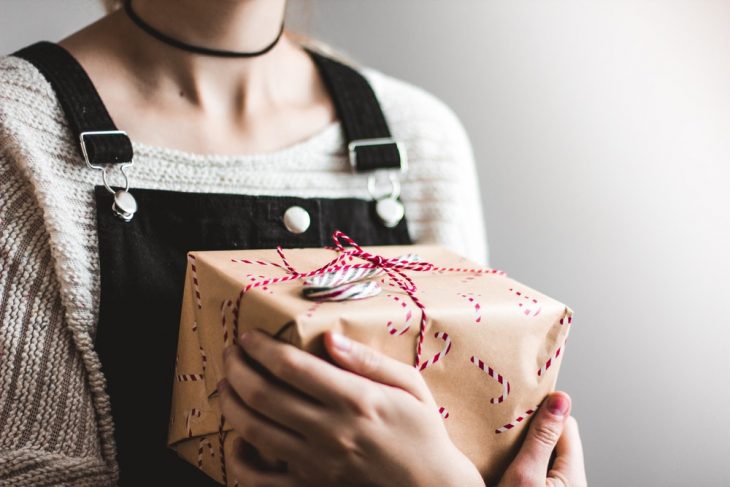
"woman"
0,0,587,485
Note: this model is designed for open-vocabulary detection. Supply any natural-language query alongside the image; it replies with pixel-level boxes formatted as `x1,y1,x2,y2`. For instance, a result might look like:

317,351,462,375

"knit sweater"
0,50,488,486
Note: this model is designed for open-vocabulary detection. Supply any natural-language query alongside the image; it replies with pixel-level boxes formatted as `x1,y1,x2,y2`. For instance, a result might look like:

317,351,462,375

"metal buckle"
367,172,401,200
79,130,132,170
79,130,134,196
347,137,408,174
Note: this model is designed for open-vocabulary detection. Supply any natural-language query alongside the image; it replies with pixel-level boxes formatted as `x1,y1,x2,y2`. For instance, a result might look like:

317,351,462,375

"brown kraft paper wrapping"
167,244,574,486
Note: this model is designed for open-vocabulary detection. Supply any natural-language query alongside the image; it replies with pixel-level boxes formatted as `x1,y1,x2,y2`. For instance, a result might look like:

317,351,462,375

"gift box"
167,233,574,486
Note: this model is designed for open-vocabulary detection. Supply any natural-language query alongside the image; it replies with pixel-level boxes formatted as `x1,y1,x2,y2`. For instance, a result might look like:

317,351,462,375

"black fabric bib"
13,42,411,485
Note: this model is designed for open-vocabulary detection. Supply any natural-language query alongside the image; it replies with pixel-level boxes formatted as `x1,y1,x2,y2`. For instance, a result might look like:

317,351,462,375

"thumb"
323,331,434,404
502,392,571,484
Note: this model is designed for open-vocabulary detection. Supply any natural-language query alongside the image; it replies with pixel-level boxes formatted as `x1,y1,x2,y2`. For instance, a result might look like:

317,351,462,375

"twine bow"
232,230,501,369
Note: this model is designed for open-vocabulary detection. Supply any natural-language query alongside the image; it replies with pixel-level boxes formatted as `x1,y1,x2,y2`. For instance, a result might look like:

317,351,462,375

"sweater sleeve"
0,151,115,486
402,90,491,267
439,106,491,267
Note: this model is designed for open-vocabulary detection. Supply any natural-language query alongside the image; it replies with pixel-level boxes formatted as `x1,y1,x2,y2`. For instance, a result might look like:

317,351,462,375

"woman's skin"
59,1,588,485
59,0,336,155
220,330,587,487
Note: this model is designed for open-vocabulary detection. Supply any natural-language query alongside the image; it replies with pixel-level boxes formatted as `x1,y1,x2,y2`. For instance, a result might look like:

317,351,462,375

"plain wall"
2,1,729,485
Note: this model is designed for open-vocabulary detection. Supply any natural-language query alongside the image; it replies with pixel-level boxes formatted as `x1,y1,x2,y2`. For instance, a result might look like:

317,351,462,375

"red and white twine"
229,231,504,370
218,415,227,484
188,254,203,309
220,299,234,346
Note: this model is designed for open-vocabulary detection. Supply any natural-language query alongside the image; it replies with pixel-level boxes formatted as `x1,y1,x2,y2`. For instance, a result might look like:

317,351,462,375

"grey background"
2,1,730,485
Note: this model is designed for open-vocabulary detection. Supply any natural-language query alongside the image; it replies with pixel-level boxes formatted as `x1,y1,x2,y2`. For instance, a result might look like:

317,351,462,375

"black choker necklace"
123,0,285,58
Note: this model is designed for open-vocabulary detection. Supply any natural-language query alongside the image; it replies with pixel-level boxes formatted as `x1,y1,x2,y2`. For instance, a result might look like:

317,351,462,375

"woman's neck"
117,0,291,112
57,0,336,154
62,0,310,114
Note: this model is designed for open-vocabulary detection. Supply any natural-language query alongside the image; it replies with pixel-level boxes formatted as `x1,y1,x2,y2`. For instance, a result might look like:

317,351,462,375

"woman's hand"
218,329,484,487
499,392,587,487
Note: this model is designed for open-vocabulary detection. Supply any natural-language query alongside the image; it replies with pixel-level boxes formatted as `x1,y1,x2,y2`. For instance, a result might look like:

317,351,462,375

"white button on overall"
283,206,310,234
375,197,405,228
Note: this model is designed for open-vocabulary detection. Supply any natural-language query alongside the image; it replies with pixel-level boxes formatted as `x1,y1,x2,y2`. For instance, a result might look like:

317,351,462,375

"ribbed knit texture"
0,53,488,486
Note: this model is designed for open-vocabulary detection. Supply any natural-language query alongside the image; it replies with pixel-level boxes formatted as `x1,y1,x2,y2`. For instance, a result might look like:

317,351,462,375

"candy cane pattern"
176,372,203,382
509,287,542,317
458,292,482,323
537,311,573,377
385,294,412,336
186,408,201,437
537,341,565,377
470,356,511,404
175,353,204,382
418,331,452,371
438,406,450,419
495,406,539,434
199,346,207,374
188,254,203,309
197,437,215,469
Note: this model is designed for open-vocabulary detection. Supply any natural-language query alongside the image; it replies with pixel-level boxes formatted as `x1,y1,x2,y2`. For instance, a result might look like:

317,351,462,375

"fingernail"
239,330,250,345
331,332,352,352
546,393,570,417
217,379,226,392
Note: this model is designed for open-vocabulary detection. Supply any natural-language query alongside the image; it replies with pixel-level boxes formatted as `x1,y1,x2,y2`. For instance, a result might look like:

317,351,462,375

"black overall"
13,42,412,486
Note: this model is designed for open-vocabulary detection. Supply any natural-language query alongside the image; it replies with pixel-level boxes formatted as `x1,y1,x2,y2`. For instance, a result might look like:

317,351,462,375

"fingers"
548,416,587,487
222,345,324,436
229,436,299,487
218,378,307,465
323,330,434,404
501,392,571,485
238,329,362,406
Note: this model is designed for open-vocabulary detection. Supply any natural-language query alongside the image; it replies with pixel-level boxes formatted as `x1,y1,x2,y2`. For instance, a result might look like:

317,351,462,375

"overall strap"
11,41,405,174
306,49,406,173
13,41,133,167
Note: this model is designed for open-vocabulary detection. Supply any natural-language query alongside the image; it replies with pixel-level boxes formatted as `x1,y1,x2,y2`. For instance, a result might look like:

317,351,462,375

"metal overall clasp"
348,137,408,228
80,130,137,222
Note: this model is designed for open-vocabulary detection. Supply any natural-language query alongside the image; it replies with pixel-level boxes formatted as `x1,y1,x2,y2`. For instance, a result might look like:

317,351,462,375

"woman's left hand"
218,329,485,487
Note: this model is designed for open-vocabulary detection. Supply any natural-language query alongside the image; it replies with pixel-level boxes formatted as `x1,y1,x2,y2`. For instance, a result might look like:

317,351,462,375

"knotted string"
232,230,504,369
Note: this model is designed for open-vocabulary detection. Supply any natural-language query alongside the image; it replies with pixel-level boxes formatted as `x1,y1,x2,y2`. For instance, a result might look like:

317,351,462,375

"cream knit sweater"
0,51,488,486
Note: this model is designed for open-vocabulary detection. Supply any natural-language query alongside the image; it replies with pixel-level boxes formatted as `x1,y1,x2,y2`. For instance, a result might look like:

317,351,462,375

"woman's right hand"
498,392,587,487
